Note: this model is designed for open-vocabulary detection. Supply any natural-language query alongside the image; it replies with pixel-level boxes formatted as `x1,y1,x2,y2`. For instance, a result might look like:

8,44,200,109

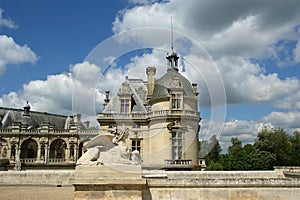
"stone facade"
98,50,201,169
0,49,201,170
0,107,98,169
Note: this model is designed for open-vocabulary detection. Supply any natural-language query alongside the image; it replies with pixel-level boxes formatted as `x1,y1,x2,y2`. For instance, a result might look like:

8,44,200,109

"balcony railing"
20,158,37,163
48,159,66,164
0,128,12,133
17,158,72,165
98,110,199,120
165,159,192,165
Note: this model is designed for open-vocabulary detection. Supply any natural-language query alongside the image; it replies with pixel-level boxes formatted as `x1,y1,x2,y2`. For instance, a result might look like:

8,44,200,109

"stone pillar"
74,145,78,162
146,67,156,98
66,144,70,162
45,145,50,164
37,144,41,162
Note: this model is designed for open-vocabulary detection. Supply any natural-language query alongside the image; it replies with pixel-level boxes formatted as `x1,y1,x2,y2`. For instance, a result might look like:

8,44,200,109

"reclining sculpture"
76,126,141,166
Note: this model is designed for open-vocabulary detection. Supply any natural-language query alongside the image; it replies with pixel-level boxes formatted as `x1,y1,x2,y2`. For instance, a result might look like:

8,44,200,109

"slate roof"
0,107,67,129
152,68,195,100
103,78,148,114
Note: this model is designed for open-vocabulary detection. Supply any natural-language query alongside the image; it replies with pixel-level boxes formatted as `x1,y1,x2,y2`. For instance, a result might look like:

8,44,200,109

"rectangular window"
131,139,141,153
172,130,183,160
171,94,181,110
120,99,130,113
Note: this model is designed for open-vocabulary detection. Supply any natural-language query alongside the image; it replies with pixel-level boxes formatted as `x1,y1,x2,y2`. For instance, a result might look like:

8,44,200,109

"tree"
254,128,291,166
226,138,253,170
228,137,243,156
251,151,276,170
290,131,300,166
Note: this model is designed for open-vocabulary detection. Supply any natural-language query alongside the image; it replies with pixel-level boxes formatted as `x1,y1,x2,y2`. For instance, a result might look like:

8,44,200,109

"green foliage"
290,131,300,166
251,151,276,170
206,161,223,171
221,138,253,170
198,127,300,171
254,128,291,166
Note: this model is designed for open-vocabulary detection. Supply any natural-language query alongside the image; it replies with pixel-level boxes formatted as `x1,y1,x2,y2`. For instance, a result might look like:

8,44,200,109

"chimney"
103,91,110,109
146,67,156,98
192,83,199,96
73,114,81,124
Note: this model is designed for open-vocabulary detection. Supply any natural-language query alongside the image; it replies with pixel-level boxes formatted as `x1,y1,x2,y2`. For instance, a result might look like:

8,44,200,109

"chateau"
0,49,201,170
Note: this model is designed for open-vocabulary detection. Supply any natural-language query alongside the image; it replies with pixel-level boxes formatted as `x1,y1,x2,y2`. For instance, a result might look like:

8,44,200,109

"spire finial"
171,17,174,52
166,17,179,71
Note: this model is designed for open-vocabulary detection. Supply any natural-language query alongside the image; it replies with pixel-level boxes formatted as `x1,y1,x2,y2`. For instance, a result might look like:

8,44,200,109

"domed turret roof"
151,68,195,100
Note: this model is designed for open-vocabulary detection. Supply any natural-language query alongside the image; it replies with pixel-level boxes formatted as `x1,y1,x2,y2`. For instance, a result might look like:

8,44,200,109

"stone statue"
76,126,141,166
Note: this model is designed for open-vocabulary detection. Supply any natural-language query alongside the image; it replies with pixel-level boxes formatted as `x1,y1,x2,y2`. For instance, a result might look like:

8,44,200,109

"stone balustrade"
164,159,192,165
97,110,199,121
20,158,37,163
48,159,66,164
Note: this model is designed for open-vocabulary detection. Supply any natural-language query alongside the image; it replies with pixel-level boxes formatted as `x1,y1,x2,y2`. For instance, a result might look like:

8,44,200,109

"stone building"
98,49,201,169
0,104,98,169
0,48,201,170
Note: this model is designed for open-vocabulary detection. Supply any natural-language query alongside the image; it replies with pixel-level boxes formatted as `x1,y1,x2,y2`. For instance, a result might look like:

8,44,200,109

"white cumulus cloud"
0,35,38,75
0,61,103,126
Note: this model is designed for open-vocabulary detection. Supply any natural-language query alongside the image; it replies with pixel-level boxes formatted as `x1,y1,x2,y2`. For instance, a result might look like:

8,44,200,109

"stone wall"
0,170,75,186
0,169,299,200
143,171,300,200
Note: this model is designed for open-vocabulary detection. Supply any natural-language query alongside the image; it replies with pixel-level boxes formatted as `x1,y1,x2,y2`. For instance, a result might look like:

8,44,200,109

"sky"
0,0,300,151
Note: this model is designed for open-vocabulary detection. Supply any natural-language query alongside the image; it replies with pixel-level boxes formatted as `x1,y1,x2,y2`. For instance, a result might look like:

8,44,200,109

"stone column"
65,144,70,163
45,145,49,164
36,144,41,163
74,145,78,163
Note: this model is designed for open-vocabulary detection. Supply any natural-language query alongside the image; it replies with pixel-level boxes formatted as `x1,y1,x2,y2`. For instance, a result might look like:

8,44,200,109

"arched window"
20,139,38,159
49,139,66,159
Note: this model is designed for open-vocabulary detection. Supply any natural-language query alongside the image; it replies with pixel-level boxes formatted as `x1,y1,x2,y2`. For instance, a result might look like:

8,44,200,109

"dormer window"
120,99,130,113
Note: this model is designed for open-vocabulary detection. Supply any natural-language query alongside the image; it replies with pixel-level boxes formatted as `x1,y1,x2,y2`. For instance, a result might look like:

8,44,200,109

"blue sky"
1,0,300,150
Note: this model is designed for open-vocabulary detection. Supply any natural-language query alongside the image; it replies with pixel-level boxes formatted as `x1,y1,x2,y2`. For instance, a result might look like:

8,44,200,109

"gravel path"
0,186,74,200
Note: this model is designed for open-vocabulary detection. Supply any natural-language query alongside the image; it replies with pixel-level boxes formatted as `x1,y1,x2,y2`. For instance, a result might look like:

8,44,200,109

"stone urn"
0,158,9,171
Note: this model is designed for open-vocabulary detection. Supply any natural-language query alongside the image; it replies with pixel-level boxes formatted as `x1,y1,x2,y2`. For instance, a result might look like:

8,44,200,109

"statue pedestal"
72,164,146,200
